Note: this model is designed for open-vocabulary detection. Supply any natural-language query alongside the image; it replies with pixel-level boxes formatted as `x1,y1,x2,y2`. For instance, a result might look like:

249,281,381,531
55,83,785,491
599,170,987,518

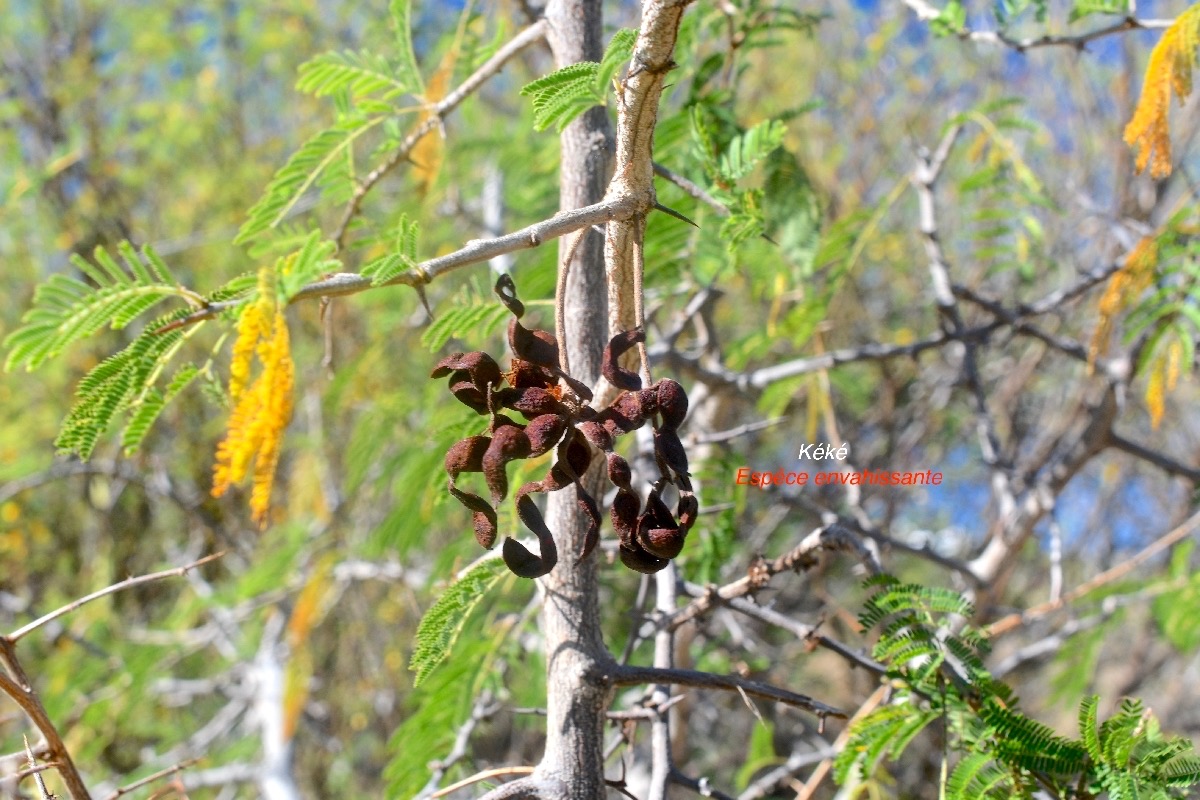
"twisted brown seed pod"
494,387,571,419
619,541,669,574
606,453,632,490
655,378,688,431
653,428,690,485
602,329,646,391
502,490,559,578
481,425,532,504
636,490,685,559
525,414,568,457
444,436,497,548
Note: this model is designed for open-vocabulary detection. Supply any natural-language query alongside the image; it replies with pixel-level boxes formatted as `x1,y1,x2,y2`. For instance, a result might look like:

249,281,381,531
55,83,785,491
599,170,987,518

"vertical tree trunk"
538,2,615,798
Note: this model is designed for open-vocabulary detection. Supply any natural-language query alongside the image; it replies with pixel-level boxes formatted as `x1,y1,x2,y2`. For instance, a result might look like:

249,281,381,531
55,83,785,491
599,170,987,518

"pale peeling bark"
603,0,691,339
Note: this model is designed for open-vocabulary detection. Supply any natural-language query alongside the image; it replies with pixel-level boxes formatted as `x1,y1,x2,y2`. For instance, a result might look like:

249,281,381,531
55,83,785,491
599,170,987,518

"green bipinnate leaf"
719,119,786,182
520,28,637,132
296,50,413,99
361,215,420,286
4,243,204,372
236,115,384,244
409,558,507,686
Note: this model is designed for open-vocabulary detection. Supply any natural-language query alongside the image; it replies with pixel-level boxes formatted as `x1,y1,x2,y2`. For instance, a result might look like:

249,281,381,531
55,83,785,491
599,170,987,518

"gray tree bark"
538,2,615,798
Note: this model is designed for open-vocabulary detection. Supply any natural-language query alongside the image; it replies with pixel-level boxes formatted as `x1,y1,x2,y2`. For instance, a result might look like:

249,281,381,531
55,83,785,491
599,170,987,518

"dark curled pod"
654,428,690,482
562,432,593,479
431,351,502,389
602,328,645,391
596,392,646,437
576,485,601,562
525,414,568,457
444,435,490,478
482,425,532,504
559,372,594,403
502,492,558,578
494,273,526,318
491,413,522,432
577,420,613,453
447,376,489,414
538,435,582,493
655,378,688,431
677,493,699,532
494,387,570,419
637,388,659,417
509,358,558,390
508,318,560,371
610,488,640,546
448,484,497,549
606,453,632,490
637,491,685,559
619,542,669,574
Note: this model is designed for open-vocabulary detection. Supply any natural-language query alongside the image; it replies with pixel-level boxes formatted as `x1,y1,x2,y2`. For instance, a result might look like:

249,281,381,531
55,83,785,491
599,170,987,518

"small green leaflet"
520,28,637,132
390,0,424,96
296,50,413,99
279,232,342,300
719,119,786,182
409,558,507,687
120,364,201,454
361,215,419,286
4,242,204,373
235,115,384,244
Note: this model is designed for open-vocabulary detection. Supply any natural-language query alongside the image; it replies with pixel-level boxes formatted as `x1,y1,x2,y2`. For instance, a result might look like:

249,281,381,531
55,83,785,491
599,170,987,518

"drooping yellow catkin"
1089,237,1159,370
212,268,294,529
1124,6,1200,178
1146,350,1168,430
1166,337,1184,391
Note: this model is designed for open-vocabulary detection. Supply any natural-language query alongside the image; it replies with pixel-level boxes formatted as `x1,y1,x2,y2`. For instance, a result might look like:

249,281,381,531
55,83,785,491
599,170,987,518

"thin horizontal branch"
670,524,878,629
656,251,1126,390
986,508,1200,637
613,665,845,719
1109,431,1200,483
669,768,737,800
693,588,886,677
158,197,636,332
8,553,224,643
653,162,728,216
902,0,1170,51
429,766,536,799
103,758,202,800
476,774,564,800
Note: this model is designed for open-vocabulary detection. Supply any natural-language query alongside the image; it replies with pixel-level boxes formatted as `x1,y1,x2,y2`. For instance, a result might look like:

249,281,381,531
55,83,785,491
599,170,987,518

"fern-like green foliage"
389,0,424,96
280,231,342,299
836,576,1200,800
235,115,384,244
520,28,636,132
686,105,790,249
409,558,507,687
296,50,413,99
420,283,510,351
4,242,205,372
52,271,254,460
361,215,419,286
719,119,786,181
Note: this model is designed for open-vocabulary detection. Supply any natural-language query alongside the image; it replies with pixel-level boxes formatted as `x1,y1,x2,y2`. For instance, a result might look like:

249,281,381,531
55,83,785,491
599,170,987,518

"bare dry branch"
8,553,224,643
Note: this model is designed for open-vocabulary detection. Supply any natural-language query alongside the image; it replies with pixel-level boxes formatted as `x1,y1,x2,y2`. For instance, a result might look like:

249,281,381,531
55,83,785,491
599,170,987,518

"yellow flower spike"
212,268,295,529
1124,6,1200,179
1088,237,1159,371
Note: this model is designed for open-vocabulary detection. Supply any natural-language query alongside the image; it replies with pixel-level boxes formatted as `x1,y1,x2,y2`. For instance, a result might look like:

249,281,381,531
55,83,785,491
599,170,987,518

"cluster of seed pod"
434,275,696,578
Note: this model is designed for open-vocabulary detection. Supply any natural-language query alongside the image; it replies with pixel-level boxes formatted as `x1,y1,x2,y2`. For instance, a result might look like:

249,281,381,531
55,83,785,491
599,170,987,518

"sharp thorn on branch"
652,202,700,228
